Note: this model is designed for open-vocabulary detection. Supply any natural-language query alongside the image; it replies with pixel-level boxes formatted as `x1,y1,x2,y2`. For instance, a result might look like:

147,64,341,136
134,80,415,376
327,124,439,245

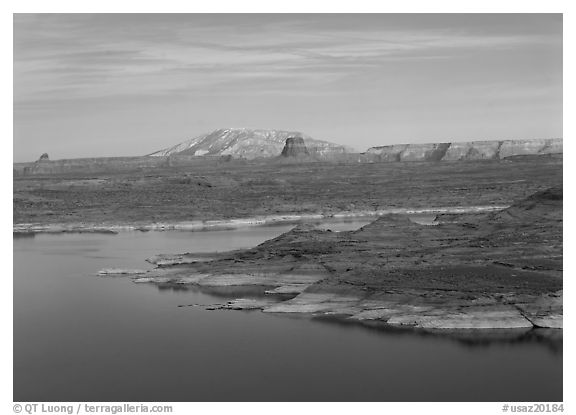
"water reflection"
13,232,35,239
154,283,275,298
14,228,563,402
142,281,562,354
311,315,563,355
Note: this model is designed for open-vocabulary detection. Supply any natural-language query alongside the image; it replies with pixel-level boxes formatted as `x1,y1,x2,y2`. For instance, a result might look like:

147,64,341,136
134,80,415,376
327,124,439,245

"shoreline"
13,204,507,235
166,286,562,345
106,187,562,333
129,270,563,331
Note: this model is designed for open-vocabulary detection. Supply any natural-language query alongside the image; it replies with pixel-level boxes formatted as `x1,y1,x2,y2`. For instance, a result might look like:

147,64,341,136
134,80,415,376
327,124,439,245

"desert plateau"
13,13,564,403
14,131,563,334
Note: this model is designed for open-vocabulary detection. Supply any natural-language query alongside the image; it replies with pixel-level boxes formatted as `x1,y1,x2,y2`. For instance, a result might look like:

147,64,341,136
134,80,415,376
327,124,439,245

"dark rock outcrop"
281,137,309,157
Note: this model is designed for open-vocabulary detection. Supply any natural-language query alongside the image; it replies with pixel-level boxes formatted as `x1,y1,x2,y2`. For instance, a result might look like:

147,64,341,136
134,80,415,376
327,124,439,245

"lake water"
14,223,562,402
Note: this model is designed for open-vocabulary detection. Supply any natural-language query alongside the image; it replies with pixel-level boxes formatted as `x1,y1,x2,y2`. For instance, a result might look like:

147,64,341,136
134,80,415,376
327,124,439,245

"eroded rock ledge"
106,187,563,332
365,138,562,162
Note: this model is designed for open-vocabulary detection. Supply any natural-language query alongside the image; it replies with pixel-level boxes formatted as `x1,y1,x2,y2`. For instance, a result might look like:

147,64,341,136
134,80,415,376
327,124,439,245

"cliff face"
149,128,350,159
366,138,562,162
281,137,310,157
14,136,563,176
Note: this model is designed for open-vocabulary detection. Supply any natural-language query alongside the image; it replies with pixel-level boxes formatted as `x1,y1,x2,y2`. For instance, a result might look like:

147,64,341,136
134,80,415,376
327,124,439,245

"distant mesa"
364,138,562,162
148,128,351,160
151,130,562,162
281,137,309,157
13,135,563,177
20,152,51,174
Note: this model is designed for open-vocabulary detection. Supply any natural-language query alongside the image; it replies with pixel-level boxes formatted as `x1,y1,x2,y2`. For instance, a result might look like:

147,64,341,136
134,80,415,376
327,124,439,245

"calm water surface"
14,222,562,401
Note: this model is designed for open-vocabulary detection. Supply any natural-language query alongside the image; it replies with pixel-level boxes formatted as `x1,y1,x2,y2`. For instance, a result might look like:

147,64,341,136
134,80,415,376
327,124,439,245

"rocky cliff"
13,154,239,176
281,137,310,157
365,138,562,162
149,128,350,159
14,136,563,176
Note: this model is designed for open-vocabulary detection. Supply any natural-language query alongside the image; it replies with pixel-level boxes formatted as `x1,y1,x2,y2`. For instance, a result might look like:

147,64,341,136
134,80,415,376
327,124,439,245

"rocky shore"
100,187,562,332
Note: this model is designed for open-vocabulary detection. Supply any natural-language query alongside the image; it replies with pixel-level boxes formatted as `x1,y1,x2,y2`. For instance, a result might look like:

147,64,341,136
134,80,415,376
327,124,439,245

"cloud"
14,14,561,105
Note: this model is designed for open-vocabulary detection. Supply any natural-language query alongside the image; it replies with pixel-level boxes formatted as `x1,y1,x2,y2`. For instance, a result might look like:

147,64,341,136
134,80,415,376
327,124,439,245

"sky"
13,13,562,162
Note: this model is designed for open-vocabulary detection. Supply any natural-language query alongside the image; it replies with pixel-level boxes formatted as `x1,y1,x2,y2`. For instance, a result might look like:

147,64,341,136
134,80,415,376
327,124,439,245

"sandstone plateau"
14,134,562,177
114,187,562,331
14,152,561,233
365,138,562,162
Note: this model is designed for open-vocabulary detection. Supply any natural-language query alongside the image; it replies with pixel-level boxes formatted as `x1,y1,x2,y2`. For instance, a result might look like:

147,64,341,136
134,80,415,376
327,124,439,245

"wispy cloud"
13,14,562,162
14,14,560,105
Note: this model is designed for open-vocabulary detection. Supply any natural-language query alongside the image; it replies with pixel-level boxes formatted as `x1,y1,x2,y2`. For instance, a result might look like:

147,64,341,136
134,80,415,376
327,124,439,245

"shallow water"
14,225,562,402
